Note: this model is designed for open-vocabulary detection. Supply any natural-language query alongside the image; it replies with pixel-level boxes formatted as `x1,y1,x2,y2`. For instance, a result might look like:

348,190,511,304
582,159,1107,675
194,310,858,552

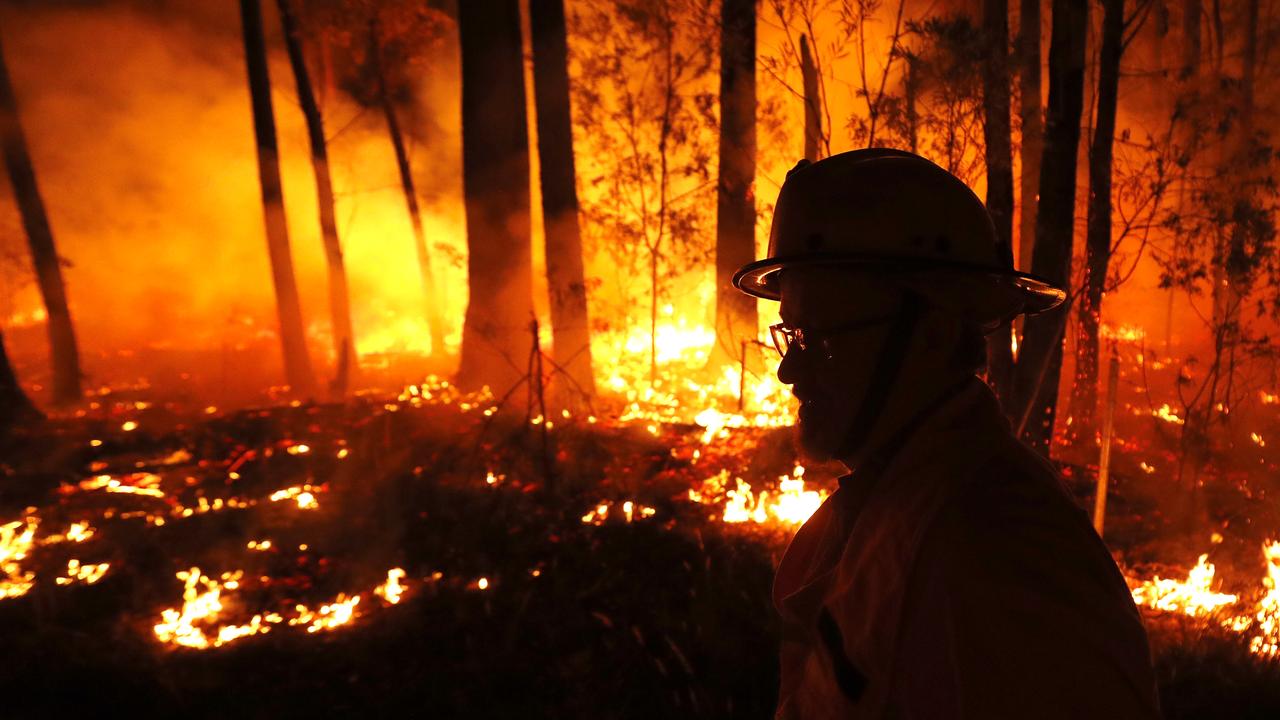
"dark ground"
1,386,1279,719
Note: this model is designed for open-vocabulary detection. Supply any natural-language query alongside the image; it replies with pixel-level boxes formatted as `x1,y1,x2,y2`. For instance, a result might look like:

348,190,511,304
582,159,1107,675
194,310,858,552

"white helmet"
733,149,1064,328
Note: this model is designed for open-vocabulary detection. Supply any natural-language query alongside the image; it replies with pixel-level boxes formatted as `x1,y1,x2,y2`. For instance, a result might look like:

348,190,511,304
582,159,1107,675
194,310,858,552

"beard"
794,398,849,462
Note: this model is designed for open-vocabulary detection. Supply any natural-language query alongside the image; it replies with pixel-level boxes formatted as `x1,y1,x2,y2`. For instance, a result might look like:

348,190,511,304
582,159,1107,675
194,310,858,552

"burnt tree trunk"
369,24,447,357
714,0,758,365
983,0,1016,409
800,34,822,162
530,0,596,399
239,0,316,396
1219,0,1259,407
1017,0,1043,274
457,0,534,393
904,54,919,154
1011,0,1087,453
1069,0,1125,439
0,331,41,431
1180,0,1200,78
0,34,81,405
278,0,357,395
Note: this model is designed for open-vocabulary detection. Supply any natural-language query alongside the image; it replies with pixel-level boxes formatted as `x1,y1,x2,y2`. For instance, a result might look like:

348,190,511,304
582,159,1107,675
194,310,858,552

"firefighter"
733,149,1161,719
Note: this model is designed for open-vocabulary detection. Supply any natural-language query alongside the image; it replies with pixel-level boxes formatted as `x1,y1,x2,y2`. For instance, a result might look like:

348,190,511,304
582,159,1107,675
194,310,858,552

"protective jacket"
773,379,1161,719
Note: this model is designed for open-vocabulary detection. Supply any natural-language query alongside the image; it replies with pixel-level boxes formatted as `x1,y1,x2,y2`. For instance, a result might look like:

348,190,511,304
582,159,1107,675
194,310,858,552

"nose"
777,344,803,386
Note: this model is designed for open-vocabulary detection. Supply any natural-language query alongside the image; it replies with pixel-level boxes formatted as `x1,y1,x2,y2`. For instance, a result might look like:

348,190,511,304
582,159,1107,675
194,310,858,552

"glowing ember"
269,485,320,509
291,594,360,633
154,568,238,649
581,500,658,525
42,521,96,544
75,473,165,498
374,568,407,605
54,559,110,586
1151,403,1186,425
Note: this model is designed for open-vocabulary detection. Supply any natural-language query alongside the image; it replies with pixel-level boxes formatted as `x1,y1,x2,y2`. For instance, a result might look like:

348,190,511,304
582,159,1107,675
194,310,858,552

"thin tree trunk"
904,55,919,154
457,0,535,393
1217,0,1258,408
1180,0,1200,79
369,25,447,358
1017,0,1043,273
530,0,596,399
800,34,822,162
983,0,1016,409
277,0,357,395
1012,0,1088,453
0,330,41,430
1070,0,1125,439
0,33,81,405
239,0,316,397
714,0,758,367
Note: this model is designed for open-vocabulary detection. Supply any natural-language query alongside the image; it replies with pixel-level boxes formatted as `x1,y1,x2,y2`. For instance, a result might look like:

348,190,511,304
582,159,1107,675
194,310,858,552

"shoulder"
897,440,1162,717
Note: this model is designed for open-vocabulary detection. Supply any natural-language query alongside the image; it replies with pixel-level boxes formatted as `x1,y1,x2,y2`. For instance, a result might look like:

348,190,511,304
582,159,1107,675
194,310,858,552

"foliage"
568,0,719,368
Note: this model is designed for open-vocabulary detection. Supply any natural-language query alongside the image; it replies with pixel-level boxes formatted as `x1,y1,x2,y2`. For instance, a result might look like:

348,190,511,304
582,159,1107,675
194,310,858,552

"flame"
374,568,406,605
76,473,165,498
1239,541,1280,657
153,565,409,649
290,594,360,633
269,485,320,510
1151,403,1186,425
581,500,658,525
54,559,110,586
689,467,826,526
0,518,37,600
1130,543,1280,657
1130,554,1238,616
1100,323,1147,343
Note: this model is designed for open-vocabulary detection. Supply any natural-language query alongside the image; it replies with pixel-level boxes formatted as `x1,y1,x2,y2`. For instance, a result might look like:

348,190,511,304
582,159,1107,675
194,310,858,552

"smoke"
0,0,467,394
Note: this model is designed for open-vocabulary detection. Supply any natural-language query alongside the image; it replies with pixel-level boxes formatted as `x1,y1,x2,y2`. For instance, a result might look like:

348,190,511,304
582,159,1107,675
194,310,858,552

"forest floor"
2,375,1279,719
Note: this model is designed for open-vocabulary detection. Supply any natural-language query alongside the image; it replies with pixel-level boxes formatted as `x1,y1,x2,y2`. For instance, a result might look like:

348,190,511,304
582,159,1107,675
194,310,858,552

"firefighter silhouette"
734,149,1160,719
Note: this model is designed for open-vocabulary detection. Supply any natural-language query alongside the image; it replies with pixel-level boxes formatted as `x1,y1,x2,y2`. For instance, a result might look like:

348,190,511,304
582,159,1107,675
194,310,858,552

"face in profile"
776,268,903,462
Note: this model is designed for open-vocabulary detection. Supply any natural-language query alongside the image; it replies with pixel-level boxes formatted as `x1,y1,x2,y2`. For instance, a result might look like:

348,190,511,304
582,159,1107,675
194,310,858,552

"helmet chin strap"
835,292,924,464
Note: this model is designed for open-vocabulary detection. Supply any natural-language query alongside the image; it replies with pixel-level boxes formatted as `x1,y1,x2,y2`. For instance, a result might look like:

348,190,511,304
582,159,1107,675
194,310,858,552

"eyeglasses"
768,315,897,359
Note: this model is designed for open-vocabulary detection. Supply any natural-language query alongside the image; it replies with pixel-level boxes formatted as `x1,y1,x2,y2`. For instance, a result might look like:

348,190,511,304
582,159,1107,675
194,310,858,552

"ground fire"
2,0,1280,717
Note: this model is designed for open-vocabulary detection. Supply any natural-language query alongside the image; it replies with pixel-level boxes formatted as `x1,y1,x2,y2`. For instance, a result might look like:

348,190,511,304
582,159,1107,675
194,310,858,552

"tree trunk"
904,55,919,154
0,331,41,431
277,0,357,395
1218,0,1258,404
456,0,535,393
530,0,596,399
239,0,317,397
1017,0,1043,273
1180,0,1200,79
1011,0,1087,453
369,25,448,358
0,34,81,405
983,0,1016,410
714,0,758,368
800,34,822,162
1069,0,1125,439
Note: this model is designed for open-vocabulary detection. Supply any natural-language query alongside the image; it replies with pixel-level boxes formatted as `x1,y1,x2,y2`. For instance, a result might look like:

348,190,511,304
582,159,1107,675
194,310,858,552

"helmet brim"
732,253,1066,326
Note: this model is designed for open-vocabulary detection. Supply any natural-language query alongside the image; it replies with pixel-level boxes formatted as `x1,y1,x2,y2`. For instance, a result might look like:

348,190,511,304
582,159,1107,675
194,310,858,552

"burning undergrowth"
1,367,1279,717
0,374,807,716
